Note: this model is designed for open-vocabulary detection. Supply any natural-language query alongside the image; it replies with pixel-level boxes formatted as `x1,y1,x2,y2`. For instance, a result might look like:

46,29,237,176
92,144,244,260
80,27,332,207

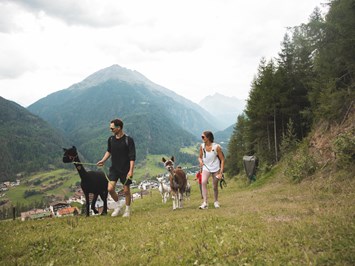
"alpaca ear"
162,157,166,162
63,148,67,151
72,146,76,150
171,156,175,162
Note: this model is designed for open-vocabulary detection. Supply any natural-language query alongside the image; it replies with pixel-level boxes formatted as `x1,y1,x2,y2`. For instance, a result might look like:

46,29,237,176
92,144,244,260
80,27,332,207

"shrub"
280,119,299,157
332,131,355,168
284,141,317,182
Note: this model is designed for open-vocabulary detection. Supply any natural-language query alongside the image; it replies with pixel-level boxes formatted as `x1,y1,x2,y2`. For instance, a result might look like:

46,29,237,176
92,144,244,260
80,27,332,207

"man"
97,118,136,217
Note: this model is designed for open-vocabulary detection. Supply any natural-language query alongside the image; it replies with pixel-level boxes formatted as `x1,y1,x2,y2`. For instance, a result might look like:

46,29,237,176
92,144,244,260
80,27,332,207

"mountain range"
1,64,240,180
27,65,220,163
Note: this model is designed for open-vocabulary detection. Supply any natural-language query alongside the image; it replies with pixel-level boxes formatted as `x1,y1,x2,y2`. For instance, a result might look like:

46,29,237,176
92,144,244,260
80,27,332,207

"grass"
4,153,194,206
134,154,168,179
1,166,354,266
180,144,199,155
5,169,78,204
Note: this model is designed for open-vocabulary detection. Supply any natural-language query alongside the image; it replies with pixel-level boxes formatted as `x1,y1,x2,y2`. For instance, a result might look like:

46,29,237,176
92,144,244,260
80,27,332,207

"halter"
69,160,111,183
164,160,175,175
69,154,79,161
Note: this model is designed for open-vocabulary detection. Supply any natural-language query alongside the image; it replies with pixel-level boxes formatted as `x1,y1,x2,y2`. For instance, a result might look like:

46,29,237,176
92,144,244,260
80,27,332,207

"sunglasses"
110,127,118,131
201,136,206,139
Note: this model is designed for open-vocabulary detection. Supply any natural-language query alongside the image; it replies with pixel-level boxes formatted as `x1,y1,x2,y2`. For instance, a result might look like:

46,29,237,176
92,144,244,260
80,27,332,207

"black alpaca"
63,146,108,216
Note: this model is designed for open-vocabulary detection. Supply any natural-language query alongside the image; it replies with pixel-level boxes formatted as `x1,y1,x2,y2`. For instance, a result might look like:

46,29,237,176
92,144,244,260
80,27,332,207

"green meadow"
1,166,354,266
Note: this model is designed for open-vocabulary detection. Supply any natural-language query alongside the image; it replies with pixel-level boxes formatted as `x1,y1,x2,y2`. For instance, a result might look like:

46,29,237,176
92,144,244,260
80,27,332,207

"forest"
226,0,354,178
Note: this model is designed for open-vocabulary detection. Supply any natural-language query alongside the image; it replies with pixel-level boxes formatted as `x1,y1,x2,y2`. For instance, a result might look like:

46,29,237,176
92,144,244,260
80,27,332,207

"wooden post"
12,206,16,220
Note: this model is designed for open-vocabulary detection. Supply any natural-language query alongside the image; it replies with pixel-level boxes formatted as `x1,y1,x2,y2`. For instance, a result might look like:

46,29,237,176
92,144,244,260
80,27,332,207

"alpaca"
156,176,171,203
63,146,108,216
162,156,187,210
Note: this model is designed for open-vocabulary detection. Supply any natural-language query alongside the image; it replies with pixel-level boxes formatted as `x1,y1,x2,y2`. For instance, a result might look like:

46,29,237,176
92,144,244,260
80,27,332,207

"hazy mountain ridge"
199,92,245,129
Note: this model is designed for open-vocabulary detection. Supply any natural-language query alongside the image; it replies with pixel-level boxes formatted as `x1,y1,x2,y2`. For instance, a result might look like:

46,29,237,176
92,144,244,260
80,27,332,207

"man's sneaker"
214,201,220,208
122,209,130,217
111,201,122,217
199,202,208,209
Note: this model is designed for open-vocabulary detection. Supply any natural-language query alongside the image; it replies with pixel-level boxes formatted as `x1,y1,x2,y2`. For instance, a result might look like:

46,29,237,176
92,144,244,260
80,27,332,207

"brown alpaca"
162,156,187,210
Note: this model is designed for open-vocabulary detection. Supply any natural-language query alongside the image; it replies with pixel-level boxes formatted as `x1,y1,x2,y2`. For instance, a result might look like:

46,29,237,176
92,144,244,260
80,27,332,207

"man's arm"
97,151,111,166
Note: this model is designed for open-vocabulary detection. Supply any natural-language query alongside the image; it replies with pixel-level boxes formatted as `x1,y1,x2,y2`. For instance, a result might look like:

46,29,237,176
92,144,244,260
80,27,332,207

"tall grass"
1,171,354,265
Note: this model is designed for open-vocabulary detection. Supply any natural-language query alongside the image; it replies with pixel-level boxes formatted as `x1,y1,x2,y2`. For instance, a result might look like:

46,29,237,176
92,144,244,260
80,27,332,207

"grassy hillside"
4,169,79,205
1,166,354,265
2,152,197,208
0,97,69,182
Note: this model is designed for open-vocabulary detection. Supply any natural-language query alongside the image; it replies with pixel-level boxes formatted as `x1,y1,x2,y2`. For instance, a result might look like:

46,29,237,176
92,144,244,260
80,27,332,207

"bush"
280,119,299,157
332,131,355,168
284,141,317,183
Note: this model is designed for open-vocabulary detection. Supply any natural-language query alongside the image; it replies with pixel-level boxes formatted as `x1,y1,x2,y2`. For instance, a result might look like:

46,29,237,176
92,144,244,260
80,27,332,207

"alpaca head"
162,156,175,172
62,146,78,163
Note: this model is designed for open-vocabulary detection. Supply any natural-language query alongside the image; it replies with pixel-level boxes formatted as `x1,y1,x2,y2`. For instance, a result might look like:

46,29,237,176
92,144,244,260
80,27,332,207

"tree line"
226,0,354,176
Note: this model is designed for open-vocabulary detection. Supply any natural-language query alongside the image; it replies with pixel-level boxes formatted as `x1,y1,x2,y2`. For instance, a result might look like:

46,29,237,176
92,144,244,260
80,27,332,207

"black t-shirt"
107,135,136,174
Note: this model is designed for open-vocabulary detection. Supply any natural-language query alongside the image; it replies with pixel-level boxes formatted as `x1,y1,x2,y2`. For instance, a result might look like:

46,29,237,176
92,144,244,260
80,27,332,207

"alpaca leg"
91,194,99,214
172,193,177,210
177,194,181,208
100,191,108,215
85,193,90,216
179,192,183,208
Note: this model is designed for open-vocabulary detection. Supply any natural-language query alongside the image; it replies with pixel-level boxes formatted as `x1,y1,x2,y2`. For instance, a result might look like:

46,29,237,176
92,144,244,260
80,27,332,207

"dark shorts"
108,167,132,186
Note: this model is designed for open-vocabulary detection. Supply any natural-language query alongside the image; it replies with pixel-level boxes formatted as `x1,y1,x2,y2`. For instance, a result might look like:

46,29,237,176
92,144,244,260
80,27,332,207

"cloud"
0,2,26,33
0,47,36,79
0,0,325,107
7,0,127,27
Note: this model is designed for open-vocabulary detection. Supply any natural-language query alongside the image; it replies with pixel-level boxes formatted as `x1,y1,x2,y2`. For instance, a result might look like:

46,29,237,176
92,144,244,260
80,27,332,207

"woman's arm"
198,145,204,168
217,145,225,175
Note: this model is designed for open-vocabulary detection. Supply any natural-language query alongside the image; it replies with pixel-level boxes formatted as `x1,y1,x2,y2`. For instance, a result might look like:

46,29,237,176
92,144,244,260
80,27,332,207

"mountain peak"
69,64,152,90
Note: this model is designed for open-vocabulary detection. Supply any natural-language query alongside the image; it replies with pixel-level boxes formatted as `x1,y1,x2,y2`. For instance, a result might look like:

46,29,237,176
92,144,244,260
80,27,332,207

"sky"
0,0,326,107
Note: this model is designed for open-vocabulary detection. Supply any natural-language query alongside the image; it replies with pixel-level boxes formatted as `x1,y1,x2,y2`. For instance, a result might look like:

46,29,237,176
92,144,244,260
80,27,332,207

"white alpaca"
157,176,171,203
185,180,191,200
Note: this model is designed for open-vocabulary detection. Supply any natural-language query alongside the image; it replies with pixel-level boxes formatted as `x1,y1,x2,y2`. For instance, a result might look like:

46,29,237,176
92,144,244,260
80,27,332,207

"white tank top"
202,143,220,173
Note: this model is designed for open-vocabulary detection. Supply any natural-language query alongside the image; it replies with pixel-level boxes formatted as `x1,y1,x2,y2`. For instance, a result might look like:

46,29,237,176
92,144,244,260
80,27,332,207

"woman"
198,130,225,209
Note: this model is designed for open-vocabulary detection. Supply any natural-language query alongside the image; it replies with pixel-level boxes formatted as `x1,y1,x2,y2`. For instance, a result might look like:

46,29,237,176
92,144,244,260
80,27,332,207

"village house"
57,206,79,217
49,201,70,216
21,209,52,221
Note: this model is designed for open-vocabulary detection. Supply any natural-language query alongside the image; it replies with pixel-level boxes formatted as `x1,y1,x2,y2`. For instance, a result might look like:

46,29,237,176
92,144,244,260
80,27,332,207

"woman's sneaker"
111,206,122,217
199,202,208,209
214,201,220,208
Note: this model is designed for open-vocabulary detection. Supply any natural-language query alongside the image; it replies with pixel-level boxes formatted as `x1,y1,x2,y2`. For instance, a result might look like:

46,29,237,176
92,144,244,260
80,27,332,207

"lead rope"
72,161,111,183
73,161,132,185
